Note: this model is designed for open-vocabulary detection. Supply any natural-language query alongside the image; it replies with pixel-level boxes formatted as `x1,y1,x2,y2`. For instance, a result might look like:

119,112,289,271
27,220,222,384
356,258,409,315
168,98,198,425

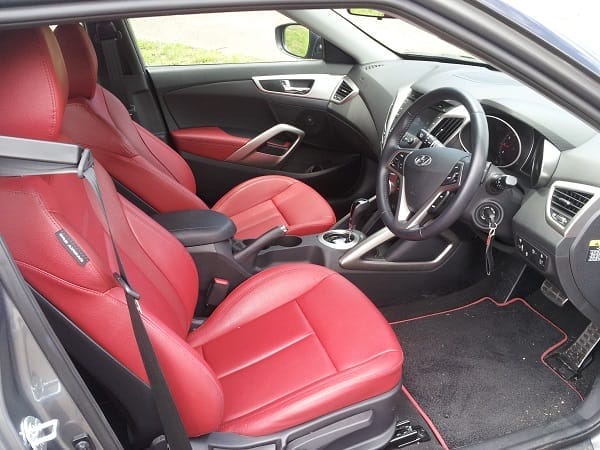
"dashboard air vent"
549,187,593,227
430,117,464,143
331,77,359,104
333,80,354,103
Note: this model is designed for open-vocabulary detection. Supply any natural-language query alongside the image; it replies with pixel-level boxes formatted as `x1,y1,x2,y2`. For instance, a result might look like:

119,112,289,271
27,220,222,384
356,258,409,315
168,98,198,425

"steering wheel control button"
442,162,464,186
429,191,451,213
516,236,548,270
390,151,410,172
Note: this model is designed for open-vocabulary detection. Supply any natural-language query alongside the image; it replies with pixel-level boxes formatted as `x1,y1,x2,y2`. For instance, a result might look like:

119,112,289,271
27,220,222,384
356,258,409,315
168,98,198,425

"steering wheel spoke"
400,188,444,229
395,175,411,222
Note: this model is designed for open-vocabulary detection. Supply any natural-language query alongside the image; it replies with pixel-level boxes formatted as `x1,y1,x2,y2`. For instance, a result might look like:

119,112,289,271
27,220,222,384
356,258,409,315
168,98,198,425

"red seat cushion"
188,263,403,435
54,24,336,238
213,175,336,239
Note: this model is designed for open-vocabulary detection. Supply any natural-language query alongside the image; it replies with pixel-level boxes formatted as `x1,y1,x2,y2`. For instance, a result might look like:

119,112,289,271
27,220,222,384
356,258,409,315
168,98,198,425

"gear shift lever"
346,198,370,242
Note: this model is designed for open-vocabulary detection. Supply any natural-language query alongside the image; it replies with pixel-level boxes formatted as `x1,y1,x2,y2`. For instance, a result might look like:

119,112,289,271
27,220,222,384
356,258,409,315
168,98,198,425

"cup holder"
318,229,363,250
273,235,302,247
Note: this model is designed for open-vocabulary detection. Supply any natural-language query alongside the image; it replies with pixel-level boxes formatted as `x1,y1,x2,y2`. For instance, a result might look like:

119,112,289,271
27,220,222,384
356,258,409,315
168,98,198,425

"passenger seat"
53,23,336,239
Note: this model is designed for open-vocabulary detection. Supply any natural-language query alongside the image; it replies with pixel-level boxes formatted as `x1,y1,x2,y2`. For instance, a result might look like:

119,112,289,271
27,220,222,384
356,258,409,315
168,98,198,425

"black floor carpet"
392,298,582,448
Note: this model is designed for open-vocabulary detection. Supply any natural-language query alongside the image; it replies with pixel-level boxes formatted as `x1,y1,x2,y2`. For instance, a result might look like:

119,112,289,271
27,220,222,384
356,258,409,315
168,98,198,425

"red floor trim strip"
401,385,449,450
391,297,584,401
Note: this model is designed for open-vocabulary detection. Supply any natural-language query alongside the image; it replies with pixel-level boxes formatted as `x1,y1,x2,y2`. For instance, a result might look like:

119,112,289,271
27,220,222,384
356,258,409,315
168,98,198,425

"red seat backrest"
54,24,208,213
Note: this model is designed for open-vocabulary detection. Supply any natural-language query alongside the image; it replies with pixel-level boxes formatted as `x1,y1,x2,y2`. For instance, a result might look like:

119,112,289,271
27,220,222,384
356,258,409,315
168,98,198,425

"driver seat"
52,23,336,240
0,27,403,448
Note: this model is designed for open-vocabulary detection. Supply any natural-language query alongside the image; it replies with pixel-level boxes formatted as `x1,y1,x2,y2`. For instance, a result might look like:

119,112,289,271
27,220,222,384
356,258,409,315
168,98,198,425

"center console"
153,196,461,314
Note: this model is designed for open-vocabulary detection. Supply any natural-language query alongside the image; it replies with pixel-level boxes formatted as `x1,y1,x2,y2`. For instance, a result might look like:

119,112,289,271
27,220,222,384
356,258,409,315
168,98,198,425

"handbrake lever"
234,225,288,271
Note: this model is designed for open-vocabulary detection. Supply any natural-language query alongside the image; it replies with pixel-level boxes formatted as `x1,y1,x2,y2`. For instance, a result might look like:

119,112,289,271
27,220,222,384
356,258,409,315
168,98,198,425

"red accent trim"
171,127,250,161
391,297,584,401
401,385,449,450
389,296,493,326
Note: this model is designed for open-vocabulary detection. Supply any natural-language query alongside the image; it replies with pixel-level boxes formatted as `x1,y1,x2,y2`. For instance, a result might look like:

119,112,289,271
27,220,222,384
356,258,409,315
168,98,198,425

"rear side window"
129,11,299,66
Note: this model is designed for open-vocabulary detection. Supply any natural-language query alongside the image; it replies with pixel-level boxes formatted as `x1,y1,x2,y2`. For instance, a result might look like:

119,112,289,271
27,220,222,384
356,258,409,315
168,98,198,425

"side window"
129,11,306,66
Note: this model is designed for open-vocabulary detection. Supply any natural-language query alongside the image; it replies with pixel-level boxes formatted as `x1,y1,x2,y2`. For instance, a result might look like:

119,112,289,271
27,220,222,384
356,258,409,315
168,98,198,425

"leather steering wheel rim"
376,87,488,240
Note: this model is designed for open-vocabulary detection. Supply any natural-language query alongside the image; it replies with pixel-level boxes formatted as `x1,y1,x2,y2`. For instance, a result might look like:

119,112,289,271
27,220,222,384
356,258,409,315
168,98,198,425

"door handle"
226,124,305,168
280,80,311,95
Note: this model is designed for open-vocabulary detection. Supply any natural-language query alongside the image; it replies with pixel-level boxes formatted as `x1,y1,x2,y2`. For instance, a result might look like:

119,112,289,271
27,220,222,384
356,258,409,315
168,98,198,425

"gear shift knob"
347,198,370,242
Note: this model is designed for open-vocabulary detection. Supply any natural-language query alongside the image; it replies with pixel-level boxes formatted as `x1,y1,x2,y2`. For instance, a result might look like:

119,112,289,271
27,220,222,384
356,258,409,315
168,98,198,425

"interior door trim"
253,73,344,101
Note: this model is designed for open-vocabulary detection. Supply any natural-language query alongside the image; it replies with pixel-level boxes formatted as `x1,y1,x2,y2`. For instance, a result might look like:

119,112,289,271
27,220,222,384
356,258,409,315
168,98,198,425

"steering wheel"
376,87,489,240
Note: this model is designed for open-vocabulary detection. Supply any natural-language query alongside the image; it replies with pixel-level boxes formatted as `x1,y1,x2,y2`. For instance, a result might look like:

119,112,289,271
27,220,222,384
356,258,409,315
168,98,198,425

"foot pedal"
541,279,568,307
387,419,431,448
549,322,600,378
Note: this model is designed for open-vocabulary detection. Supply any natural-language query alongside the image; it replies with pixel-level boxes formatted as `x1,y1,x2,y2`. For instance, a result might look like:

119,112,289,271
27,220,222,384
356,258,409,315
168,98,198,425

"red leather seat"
52,23,335,239
0,27,402,443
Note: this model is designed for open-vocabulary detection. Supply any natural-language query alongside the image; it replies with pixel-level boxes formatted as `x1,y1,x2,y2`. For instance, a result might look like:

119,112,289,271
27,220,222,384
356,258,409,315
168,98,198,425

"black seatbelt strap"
94,22,137,118
0,140,191,450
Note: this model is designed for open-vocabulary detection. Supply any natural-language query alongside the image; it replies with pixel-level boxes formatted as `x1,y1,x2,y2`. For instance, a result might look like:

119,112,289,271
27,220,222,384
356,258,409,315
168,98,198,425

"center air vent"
430,117,465,144
332,78,358,104
549,186,594,228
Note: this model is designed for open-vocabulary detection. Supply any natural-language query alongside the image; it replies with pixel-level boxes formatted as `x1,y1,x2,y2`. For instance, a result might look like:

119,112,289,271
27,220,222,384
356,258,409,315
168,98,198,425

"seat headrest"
54,24,98,99
0,27,68,141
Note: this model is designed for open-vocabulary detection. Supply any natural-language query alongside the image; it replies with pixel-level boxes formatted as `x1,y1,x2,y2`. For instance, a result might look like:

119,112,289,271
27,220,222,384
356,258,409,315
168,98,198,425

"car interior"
0,4,599,450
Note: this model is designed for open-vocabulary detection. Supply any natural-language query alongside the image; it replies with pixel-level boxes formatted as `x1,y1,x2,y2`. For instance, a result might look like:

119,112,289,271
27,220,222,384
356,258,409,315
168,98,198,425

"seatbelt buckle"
127,104,137,118
205,278,229,308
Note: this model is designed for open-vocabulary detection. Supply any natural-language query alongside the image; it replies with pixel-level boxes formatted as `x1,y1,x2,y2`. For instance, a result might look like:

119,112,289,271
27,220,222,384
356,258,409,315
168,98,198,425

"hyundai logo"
414,155,432,167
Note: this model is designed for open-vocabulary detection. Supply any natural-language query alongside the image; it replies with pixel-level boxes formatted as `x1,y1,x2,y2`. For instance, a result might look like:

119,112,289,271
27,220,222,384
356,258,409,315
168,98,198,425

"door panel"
129,11,375,214
147,62,372,208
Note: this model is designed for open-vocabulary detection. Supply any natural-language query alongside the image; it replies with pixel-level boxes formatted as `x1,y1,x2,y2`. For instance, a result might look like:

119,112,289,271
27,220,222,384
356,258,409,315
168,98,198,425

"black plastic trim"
189,383,401,450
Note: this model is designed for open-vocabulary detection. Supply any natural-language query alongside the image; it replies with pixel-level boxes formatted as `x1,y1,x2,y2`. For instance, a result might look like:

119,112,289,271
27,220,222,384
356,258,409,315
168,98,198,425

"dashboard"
328,60,600,325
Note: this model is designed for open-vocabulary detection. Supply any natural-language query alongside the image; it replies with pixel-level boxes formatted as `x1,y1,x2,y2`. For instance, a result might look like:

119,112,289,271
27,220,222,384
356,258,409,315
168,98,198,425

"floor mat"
392,298,582,448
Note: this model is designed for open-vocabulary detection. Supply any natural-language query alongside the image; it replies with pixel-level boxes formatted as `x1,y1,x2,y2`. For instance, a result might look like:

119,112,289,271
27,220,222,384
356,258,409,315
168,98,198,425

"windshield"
337,2,599,71
336,9,480,62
